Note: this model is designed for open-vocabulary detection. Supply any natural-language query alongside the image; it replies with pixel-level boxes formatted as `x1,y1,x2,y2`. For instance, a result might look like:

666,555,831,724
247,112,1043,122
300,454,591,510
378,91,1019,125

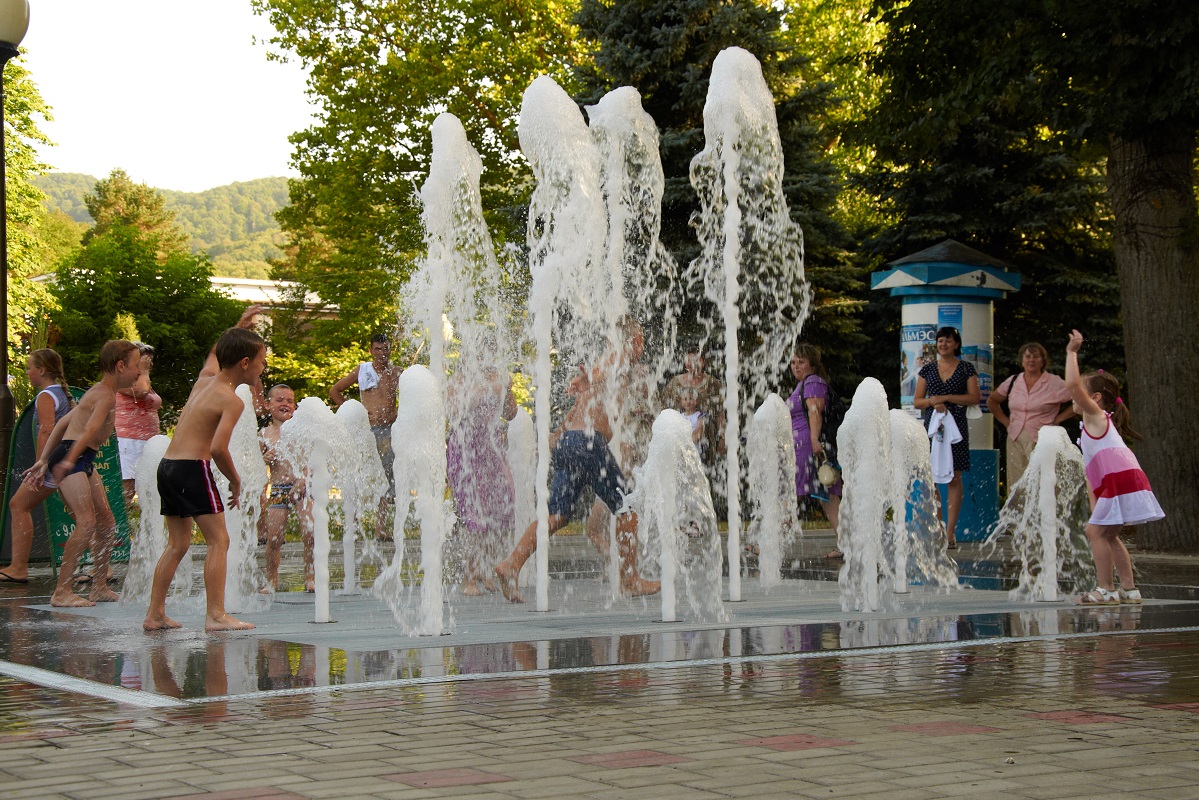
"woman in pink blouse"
986,342,1075,488
115,343,162,510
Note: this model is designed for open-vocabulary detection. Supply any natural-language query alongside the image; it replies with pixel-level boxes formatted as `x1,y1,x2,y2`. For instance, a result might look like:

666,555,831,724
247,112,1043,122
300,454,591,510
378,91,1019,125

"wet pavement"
2,536,1199,798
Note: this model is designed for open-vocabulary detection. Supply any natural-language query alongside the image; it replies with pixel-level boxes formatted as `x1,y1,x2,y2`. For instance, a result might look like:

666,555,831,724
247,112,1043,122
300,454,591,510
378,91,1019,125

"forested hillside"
34,173,289,279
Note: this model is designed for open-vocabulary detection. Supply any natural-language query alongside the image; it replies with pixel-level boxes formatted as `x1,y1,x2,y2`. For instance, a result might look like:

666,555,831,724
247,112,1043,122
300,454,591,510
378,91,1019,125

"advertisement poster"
900,323,937,407
937,304,963,333
962,344,994,406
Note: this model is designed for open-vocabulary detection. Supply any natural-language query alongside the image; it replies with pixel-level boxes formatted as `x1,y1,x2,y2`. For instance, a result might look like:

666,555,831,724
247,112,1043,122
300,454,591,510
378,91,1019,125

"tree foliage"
4,53,57,378
52,218,243,414
83,169,189,257
251,0,587,363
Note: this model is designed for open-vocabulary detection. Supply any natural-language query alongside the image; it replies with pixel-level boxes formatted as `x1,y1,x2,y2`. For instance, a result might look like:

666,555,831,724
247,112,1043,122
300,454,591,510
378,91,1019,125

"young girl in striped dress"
1066,330,1165,605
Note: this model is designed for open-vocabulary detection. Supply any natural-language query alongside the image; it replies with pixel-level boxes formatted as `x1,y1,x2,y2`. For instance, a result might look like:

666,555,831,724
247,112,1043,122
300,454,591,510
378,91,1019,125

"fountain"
632,410,725,622
889,410,958,593
119,434,177,607
986,425,1092,601
213,384,271,611
686,47,811,601
333,398,387,592
837,378,892,612
373,365,450,635
280,397,352,622
519,76,621,610
745,394,799,588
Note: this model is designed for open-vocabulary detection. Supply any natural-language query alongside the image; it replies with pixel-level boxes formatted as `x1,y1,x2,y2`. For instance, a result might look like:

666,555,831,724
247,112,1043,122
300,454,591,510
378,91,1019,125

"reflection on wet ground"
3,571,1198,702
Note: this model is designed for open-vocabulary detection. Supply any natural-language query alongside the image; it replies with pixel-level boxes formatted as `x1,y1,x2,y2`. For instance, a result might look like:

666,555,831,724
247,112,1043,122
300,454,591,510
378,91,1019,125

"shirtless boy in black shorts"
26,340,141,607
143,327,266,632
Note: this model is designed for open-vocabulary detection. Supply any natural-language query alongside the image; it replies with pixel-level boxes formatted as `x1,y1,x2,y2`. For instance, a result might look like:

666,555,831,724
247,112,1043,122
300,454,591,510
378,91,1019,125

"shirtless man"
259,384,314,592
142,327,265,632
330,333,402,539
25,340,141,607
494,317,661,603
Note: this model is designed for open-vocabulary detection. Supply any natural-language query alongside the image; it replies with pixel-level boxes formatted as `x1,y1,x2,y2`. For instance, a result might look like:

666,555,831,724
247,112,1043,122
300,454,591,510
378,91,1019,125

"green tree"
52,224,243,413
252,0,586,359
574,0,865,385
36,209,87,273
83,168,189,257
864,0,1199,551
4,53,57,379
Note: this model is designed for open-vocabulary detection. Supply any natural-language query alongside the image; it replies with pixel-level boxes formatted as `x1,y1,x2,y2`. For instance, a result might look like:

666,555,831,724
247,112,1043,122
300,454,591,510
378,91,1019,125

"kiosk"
872,240,1021,541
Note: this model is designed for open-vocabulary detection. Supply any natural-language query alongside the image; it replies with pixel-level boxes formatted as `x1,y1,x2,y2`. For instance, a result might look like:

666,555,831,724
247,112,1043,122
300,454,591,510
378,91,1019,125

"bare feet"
89,585,120,603
494,564,524,604
143,614,182,631
205,613,255,632
482,578,497,593
51,590,96,608
461,579,482,596
620,577,661,597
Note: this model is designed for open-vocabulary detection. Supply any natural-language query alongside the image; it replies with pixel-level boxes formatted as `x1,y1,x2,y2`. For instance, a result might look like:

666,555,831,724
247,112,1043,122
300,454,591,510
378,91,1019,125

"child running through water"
1065,330,1165,605
143,327,266,632
23,342,138,605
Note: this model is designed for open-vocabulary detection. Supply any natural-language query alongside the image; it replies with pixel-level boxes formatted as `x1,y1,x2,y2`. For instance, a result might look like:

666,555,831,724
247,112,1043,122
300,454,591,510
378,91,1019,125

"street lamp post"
0,0,29,474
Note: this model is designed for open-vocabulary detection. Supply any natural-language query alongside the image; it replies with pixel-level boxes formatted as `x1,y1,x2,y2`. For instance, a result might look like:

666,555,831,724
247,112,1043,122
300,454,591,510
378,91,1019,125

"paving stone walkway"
3,625,1199,798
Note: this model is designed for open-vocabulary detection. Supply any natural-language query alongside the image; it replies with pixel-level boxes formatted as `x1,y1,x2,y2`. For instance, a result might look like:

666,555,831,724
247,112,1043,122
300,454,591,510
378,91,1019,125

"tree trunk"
1106,127,1199,552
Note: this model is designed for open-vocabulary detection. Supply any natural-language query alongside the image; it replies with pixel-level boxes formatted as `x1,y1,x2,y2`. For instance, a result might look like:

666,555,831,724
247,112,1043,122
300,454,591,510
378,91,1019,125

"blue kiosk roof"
871,239,1021,300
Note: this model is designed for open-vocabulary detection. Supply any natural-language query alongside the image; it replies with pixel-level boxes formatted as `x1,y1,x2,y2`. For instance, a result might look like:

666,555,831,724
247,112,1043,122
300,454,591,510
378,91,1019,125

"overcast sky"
21,0,316,192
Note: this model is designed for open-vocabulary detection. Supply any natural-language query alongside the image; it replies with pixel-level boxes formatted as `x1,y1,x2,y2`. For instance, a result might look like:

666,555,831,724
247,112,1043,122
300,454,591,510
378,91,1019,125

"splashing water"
632,410,725,623
586,87,679,595
688,47,812,601
519,76,618,611
373,366,451,635
746,394,799,588
986,426,1092,601
505,408,538,591
210,384,270,612
837,379,892,612
411,112,520,600
280,396,352,622
119,435,181,608
889,410,958,592
334,399,387,592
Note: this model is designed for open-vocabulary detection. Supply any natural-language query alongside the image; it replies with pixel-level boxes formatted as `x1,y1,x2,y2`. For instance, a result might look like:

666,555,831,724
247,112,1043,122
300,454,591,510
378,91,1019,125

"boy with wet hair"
494,316,660,603
143,327,266,632
26,340,142,607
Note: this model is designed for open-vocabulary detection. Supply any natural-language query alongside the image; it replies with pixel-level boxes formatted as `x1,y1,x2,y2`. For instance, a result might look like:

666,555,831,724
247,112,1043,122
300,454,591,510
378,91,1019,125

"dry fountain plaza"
3,531,1199,800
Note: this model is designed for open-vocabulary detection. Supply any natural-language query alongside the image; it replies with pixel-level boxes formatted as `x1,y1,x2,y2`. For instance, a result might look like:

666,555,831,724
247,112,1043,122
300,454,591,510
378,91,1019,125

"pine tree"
574,0,865,386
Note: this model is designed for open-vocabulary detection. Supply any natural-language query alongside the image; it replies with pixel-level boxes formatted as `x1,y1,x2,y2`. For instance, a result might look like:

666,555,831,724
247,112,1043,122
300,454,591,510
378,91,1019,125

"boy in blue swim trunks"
26,340,142,607
143,327,266,632
494,317,660,603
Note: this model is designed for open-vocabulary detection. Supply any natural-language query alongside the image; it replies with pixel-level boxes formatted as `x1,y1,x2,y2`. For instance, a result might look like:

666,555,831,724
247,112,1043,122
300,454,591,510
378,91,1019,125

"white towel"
359,361,380,391
927,409,962,485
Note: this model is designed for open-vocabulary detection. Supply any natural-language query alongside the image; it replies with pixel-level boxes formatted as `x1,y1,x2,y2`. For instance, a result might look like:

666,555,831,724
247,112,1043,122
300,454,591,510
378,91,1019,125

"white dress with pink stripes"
1079,414,1165,526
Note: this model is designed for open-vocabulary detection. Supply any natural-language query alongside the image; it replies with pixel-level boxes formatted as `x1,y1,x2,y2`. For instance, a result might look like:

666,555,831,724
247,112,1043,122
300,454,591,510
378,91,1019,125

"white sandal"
1080,587,1119,605
1118,587,1143,604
